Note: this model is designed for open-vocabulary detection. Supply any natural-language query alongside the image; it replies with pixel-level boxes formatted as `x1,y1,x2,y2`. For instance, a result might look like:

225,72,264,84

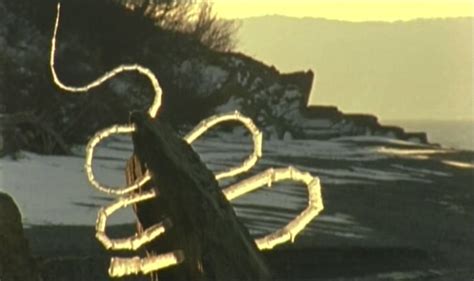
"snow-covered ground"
1,134,473,280
0,135,387,235
1,134,470,236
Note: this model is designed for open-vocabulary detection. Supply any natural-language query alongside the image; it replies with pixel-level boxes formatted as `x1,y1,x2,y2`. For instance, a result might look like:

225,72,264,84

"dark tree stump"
125,112,271,281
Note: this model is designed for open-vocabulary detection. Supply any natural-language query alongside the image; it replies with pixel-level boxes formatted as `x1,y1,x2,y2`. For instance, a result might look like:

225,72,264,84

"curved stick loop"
51,3,162,118
85,124,151,195
222,166,324,250
95,189,163,250
109,251,184,277
184,111,263,180
50,4,324,277
94,189,184,277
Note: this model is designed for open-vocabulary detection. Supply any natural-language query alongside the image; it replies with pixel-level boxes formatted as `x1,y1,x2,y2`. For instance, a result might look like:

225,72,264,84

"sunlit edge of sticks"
185,111,263,181
223,166,324,250
83,124,152,195
50,2,324,277
51,3,162,118
95,189,163,251
83,111,263,195
109,251,185,277
94,189,185,278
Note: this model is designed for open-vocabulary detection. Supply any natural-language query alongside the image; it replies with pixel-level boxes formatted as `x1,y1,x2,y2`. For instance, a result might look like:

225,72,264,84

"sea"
385,119,474,151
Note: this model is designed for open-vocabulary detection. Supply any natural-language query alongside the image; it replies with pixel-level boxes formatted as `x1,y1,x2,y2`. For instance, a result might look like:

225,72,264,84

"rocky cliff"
0,0,427,155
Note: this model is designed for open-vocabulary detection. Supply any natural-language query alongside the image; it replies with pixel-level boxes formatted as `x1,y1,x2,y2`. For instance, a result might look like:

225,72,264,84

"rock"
0,192,41,281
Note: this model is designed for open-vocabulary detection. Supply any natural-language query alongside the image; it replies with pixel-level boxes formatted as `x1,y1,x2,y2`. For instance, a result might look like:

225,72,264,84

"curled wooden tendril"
50,3,324,277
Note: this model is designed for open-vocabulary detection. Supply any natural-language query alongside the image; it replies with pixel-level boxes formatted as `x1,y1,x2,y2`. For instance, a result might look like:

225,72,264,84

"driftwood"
125,111,271,281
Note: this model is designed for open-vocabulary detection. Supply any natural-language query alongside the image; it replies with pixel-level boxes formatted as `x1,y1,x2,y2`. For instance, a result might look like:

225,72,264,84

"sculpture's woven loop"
223,167,324,250
184,111,263,180
51,4,162,118
50,3,324,278
83,124,151,195
95,189,162,250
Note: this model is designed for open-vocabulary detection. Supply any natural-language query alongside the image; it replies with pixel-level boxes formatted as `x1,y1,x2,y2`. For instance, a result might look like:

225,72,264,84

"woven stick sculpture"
50,3,324,277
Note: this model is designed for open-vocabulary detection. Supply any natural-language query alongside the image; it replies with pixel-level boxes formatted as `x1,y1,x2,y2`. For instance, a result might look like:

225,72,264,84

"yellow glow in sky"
212,0,474,21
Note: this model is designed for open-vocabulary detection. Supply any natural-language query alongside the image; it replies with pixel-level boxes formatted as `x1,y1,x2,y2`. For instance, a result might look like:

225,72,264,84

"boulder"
0,192,41,281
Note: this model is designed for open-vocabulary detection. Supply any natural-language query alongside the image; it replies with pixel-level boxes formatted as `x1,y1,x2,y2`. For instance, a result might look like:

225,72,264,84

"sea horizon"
385,119,474,151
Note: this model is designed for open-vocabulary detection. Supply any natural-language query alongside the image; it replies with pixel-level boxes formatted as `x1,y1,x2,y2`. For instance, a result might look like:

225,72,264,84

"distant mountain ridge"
238,15,473,121
241,14,473,23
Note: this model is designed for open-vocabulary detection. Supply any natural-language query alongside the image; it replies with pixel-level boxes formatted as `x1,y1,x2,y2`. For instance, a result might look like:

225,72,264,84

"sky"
215,0,473,121
212,0,473,21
